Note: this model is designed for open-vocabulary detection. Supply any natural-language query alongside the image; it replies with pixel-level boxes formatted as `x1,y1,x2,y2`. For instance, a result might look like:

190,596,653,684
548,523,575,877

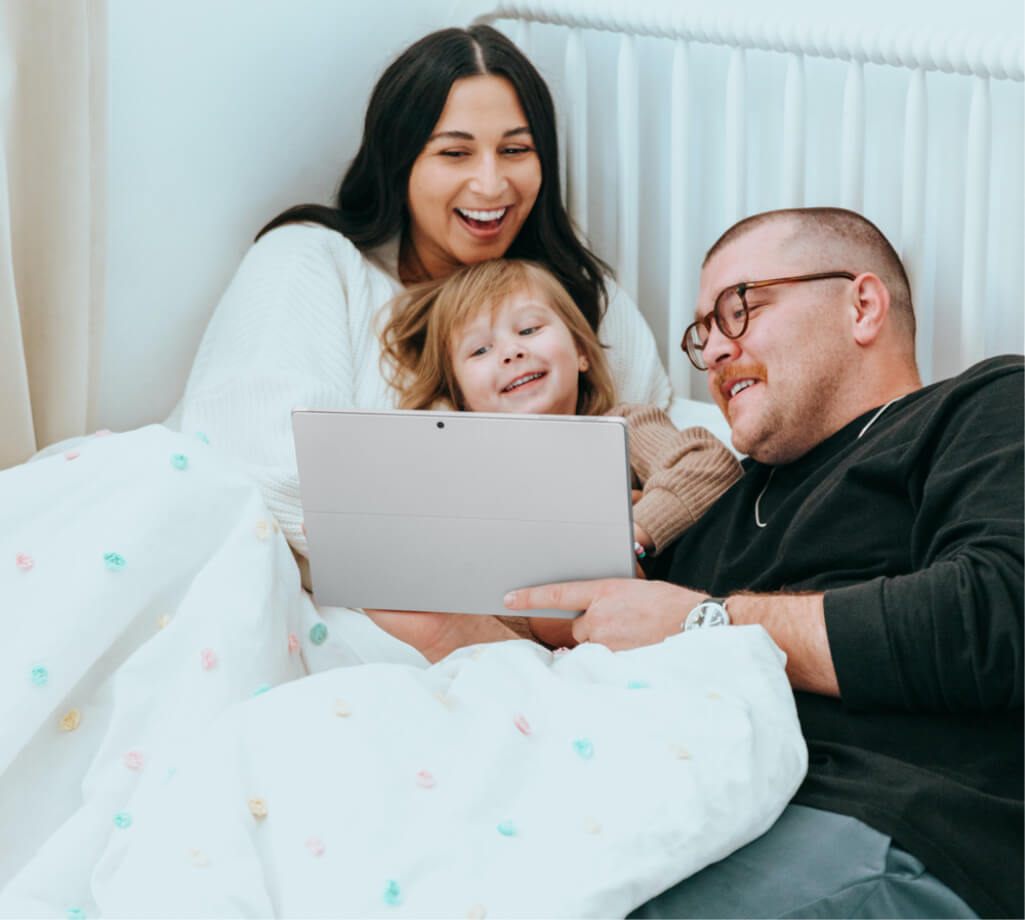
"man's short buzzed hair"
704,207,916,348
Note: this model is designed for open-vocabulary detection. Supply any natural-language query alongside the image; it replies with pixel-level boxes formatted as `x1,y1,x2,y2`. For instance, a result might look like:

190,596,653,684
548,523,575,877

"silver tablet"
292,408,636,618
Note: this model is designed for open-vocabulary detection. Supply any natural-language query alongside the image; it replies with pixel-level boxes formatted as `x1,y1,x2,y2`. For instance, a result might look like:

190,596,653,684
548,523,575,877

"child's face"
450,288,586,415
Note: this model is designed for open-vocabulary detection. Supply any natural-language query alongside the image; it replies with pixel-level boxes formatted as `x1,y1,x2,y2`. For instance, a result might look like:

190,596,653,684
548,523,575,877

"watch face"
687,601,729,630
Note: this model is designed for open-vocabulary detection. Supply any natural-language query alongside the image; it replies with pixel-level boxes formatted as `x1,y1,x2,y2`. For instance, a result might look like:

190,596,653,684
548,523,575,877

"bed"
1,1,1021,917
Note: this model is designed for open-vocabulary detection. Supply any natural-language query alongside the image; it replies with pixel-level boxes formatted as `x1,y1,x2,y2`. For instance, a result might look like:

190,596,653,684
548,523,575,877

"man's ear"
850,272,890,346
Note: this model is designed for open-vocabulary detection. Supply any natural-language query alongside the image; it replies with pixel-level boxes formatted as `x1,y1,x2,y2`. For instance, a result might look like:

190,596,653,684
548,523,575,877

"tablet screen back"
292,409,635,618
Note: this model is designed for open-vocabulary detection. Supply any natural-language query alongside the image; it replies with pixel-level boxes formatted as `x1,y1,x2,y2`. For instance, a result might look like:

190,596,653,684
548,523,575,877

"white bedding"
0,425,805,918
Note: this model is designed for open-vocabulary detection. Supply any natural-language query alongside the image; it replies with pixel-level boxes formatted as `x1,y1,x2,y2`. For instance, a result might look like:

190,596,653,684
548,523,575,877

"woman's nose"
469,154,508,198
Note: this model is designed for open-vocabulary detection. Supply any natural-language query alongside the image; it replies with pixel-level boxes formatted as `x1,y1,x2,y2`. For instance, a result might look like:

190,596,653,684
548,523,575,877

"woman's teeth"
503,372,544,392
457,207,508,225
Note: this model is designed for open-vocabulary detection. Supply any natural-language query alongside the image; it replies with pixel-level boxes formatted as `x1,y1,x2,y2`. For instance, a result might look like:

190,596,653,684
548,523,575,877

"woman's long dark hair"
256,25,611,331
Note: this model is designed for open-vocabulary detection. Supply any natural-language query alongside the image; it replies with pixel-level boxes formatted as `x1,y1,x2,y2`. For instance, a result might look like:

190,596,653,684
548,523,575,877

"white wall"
96,0,1023,430
98,0,463,431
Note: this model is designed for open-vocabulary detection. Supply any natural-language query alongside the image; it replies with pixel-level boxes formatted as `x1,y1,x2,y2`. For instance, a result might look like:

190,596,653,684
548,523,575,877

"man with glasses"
507,207,1023,918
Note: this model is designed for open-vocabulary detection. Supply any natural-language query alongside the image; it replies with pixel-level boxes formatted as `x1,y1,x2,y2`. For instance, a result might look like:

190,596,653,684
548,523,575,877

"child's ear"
448,372,465,410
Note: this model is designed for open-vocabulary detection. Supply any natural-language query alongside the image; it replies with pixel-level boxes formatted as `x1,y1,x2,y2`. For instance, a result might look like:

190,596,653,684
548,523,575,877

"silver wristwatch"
683,597,731,631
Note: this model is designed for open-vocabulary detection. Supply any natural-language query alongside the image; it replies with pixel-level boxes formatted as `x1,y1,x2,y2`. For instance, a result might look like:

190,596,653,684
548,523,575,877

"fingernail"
503,592,515,607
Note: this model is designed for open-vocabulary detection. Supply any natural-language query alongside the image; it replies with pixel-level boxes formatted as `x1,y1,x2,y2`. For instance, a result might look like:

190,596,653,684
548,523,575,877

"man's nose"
703,319,742,370
469,153,508,198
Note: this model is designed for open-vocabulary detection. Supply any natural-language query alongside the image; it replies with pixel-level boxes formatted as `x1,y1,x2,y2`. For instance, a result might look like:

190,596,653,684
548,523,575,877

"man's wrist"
715,592,839,696
683,596,731,631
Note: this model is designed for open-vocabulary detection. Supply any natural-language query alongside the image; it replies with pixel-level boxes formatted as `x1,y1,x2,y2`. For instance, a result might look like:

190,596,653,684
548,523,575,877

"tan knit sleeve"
612,402,742,553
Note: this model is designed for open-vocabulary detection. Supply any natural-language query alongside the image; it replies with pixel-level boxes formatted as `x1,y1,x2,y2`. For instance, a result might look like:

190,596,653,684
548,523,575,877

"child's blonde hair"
379,259,616,415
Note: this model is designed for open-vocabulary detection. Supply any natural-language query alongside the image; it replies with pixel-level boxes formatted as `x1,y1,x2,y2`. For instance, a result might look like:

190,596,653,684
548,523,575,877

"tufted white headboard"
473,0,1024,399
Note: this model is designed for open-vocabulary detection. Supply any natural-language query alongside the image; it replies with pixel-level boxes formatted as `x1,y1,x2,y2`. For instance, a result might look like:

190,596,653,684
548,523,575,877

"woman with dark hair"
255,25,610,330
172,24,670,661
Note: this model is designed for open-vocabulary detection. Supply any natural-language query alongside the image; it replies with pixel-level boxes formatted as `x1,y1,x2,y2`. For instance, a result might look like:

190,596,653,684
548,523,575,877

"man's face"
696,222,854,464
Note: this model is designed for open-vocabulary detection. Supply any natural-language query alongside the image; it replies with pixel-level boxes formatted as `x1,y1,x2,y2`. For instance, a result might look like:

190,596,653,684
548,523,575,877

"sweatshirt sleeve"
615,402,742,553
598,280,673,409
823,364,1024,713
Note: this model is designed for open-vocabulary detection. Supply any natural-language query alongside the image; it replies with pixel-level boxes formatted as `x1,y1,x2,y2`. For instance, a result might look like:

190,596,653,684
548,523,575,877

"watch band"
683,597,731,631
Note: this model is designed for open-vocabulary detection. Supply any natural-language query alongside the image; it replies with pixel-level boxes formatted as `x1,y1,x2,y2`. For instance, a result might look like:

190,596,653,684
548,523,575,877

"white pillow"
668,396,740,458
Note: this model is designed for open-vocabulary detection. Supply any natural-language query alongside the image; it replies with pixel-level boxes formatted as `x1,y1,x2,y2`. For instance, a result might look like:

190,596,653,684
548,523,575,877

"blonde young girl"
380,258,741,566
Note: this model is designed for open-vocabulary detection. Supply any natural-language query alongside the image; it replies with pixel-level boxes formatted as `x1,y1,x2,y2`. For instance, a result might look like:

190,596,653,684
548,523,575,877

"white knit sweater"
173,223,672,558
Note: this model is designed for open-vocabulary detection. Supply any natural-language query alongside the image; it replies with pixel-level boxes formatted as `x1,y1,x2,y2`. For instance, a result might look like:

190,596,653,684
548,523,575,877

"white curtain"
0,0,107,470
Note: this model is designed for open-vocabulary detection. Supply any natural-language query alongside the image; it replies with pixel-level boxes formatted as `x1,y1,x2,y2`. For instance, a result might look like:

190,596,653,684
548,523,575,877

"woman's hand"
525,617,576,649
364,609,520,663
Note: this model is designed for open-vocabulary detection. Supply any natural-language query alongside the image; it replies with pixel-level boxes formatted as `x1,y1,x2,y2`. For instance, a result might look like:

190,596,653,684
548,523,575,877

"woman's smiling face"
405,75,542,280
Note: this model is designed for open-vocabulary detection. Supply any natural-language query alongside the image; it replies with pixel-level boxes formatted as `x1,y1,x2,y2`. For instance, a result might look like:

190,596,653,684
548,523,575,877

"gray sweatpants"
629,805,978,919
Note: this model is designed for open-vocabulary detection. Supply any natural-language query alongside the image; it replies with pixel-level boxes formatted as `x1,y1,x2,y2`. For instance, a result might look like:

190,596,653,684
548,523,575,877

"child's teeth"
504,373,543,392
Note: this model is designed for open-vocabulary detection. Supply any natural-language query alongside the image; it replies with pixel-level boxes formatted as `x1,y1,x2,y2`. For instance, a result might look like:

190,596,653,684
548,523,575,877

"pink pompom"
123,750,144,770
199,648,218,670
415,769,436,789
15,552,34,572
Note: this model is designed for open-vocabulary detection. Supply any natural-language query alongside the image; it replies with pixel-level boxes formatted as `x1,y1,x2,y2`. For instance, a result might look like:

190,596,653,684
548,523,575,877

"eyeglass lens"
685,288,746,369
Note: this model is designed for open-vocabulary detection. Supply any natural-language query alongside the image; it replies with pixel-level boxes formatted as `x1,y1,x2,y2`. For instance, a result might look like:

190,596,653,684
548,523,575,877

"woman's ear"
578,353,589,372
850,273,891,347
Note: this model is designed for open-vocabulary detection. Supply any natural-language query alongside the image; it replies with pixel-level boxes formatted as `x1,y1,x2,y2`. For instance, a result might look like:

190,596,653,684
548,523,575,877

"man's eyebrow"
694,300,716,323
694,279,750,320
426,126,533,142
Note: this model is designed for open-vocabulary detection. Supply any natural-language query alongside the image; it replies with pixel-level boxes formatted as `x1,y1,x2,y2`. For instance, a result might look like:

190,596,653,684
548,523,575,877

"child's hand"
633,522,653,552
632,523,653,579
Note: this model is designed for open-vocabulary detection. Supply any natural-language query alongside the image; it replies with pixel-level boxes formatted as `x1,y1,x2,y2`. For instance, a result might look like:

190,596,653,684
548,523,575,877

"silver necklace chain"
753,468,776,529
754,396,904,529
